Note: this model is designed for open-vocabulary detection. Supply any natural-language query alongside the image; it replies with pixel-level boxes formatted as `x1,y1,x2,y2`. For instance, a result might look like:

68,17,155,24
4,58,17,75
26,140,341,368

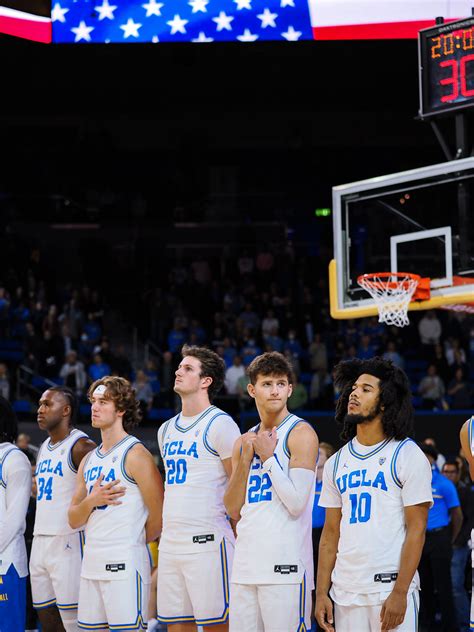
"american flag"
51,0,313,43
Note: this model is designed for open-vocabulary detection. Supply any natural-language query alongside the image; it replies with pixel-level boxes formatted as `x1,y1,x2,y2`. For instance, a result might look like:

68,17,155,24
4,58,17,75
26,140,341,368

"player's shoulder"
207,406,238,424
1,446,31,472
287,418,317,441
391,437,426,464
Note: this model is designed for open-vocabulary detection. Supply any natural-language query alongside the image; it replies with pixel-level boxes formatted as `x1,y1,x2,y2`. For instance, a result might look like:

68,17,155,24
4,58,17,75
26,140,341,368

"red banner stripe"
312,20,443,40
0,15,52,43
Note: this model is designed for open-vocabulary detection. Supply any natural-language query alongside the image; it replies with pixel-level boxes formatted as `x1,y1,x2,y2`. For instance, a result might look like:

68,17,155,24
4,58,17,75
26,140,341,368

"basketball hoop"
357,272,421,328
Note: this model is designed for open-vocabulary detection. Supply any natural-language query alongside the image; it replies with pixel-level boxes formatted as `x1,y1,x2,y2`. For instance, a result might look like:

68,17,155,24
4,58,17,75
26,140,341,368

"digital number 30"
440,54,474,101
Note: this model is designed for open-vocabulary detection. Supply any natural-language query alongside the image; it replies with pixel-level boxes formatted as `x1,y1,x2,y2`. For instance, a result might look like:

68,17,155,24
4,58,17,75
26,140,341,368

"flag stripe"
313,20,440,40
0,10,52,42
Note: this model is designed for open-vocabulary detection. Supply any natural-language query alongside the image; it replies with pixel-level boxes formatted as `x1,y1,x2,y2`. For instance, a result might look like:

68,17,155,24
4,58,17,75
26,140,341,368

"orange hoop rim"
357,272,420,291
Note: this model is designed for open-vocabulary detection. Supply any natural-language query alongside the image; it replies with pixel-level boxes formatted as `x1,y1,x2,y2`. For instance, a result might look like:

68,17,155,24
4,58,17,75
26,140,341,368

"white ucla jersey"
232,414,315,586
0,442,31,578
158,405,240,554
81,435,149,581
319,437,433,595
34,428,89,536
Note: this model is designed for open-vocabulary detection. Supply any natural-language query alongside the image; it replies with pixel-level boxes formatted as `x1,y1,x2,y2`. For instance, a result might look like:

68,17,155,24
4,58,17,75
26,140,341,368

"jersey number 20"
166,458,187,485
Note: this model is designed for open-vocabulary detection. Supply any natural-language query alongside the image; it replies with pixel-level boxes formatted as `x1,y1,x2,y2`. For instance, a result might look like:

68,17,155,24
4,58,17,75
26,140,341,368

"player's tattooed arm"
459,420,474,480
315,507,341,632
126,443,164,542
223,433,256,520
71,437,97,471
68,455,126,529
380,502,430,631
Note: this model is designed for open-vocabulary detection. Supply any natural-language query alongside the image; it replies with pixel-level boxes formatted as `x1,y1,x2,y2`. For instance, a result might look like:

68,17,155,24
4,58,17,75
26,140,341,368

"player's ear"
247,383,256,399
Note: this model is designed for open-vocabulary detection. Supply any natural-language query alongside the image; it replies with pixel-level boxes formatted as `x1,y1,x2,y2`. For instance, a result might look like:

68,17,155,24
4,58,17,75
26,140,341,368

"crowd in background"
0,244,472,416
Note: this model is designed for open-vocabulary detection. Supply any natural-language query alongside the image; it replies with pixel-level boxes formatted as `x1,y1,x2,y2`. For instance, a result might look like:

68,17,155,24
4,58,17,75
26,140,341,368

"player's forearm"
392,524,426,595
68,496,95,529
224,460,251,520
262,458,314,517
316,526,339,597
145,514,162,543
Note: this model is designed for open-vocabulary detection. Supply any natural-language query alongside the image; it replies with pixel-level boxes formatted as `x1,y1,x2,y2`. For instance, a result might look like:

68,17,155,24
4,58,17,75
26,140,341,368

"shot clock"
419,16,474,118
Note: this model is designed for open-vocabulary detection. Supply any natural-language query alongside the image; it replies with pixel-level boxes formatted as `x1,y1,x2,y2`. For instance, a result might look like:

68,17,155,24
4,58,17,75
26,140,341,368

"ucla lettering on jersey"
80,435,149,581
34,429,88,536
158,406,240,554
232,414,315,586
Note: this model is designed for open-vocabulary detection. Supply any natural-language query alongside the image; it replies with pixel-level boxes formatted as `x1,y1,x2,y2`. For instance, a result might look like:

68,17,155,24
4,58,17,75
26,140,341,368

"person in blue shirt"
418,442,463,632
311,442,335,632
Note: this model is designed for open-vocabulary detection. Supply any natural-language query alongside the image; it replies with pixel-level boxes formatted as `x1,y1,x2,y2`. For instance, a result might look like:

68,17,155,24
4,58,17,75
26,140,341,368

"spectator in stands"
236,371,252,412
59,350,87,398
357,334,377,359
363,316,385,346
261,309,279,339
450,348,469,381
287,376,308,411
0,363,10,401
418,364,446,410
88,353,110,383
110,343,132,379
447,368,472,409
40,330,64,379
442,459,473,632
191,255,212,285
445,337,467,367
309,333,328,372
241,334,261,367
418,312,442,356
263,326,283,353
42,304,60,337
167,319,187,355
382,340,404,369
133,369,154,418
418,442,461,632
224,355,245,395
431,343,451,385
238,303,260,335
284,328,303,358
83,312,102,346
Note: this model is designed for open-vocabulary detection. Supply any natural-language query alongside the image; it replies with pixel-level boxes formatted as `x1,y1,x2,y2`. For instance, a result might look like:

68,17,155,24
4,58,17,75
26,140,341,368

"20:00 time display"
429,27,474,103
430,28,474,57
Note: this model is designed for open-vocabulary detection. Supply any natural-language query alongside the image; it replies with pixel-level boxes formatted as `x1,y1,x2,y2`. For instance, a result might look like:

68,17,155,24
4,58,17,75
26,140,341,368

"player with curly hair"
315,357,433,632
68,376,164,631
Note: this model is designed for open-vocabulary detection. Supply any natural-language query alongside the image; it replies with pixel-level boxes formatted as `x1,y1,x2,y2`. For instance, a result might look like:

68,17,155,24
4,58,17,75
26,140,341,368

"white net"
357,273,420,328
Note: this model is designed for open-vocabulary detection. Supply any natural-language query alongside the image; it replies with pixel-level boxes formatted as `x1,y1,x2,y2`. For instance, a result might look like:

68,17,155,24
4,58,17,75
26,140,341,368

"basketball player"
68,376,163,631
459,414,474,632
225,351,319,632
315,358,433,632
0,396,32,632
30,386,96,631
156,345,241,631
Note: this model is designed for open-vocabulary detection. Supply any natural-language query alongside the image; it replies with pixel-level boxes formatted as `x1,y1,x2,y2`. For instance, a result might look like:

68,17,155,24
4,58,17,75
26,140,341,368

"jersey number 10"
349,492,371,524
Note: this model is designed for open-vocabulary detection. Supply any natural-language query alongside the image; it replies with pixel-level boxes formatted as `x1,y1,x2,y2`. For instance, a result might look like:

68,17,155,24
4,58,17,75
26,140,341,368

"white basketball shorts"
30,532,85,615
229,574,311,632
78,557,151,630
157,538,233,627
334,590,420,632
